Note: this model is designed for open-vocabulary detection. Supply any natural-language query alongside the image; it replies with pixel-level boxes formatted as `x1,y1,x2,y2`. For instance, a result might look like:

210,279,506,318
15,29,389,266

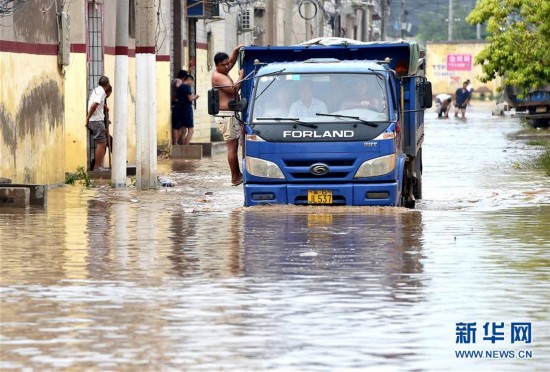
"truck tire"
401,168,416,209
532,118,550,128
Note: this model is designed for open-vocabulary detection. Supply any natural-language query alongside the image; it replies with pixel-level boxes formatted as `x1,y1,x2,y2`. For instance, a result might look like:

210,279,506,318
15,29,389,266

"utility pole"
304,0,313,42
476,0,481,39
380,0,388,41
112,0,129,188
317,0,325,38
361,4,369,42
284,0,293,44
399,0,406,39
448,0,453,41
266,0,276,45
135,0,157,189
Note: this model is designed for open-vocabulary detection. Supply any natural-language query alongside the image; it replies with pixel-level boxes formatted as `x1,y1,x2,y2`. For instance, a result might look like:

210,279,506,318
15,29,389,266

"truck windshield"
251,73,388,123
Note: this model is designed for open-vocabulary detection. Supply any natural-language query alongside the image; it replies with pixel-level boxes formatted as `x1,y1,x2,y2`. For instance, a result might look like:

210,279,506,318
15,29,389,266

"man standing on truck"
454,81,471,119
212,44,245,186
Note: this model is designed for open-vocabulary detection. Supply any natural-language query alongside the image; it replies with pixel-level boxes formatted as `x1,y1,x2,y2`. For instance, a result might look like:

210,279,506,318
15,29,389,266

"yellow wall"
127,57,137,165
63,52,88,173
193,48,212,143
426,41,502,97
156,61,171,148
1,51,171,183
1,53,65,184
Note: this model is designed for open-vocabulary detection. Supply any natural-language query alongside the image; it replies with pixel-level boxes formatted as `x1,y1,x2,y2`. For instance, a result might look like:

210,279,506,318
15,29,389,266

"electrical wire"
155,0,167,53
41,0,57,13
298,0,317,21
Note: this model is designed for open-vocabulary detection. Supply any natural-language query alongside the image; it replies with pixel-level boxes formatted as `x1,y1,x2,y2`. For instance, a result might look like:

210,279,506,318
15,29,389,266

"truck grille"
283,159,355,167
290,172,350,179
281,158,357,181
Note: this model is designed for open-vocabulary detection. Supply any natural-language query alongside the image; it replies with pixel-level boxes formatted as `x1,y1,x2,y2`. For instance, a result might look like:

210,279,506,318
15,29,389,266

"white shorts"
215,111,241,141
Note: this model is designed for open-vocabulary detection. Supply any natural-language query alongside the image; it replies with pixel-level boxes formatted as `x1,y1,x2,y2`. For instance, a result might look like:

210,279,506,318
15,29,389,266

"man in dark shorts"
454,81,471,119
171,69,187,145
86,76,110,170
176,74,200,145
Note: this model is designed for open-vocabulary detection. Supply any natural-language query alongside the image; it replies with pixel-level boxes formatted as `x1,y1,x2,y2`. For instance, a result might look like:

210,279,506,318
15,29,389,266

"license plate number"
536,106,547,113
307,190,333,204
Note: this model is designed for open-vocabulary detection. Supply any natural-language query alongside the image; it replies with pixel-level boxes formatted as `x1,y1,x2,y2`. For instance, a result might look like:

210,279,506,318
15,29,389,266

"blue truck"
210,38,432,207
504,83,550,128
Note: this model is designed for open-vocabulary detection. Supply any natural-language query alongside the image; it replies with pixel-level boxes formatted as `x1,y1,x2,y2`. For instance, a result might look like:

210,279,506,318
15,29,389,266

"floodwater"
1,103,549,371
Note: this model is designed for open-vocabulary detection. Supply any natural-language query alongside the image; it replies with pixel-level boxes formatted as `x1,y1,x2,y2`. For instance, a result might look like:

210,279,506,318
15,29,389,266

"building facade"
1,0,382,185
426,40,502,97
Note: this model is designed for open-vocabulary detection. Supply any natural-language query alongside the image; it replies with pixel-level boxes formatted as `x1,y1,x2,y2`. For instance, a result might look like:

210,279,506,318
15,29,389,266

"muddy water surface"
1,104,549,371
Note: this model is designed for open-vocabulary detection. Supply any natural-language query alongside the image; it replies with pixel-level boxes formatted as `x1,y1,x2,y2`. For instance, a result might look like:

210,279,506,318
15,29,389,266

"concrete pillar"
317,0,325,38
304,0,313,42
135,0,157,189
113,0,129,188
284,0,293,45
381,0,388,41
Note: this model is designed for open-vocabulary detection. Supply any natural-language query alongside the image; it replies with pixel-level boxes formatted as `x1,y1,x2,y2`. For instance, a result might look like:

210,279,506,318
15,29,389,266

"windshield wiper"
256,117,318,129
316,113,379,128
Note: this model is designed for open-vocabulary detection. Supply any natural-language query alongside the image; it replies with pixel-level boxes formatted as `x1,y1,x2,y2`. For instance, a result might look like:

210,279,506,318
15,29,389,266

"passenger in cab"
288,80,328,117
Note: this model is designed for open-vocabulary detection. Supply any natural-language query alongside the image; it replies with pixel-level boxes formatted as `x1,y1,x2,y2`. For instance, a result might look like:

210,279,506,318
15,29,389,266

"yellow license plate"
307,190,333,204
536,106,547,113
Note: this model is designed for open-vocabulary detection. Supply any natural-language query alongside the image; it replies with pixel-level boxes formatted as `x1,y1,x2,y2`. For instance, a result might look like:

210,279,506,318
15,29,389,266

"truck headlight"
354,154,396,178
246,157,285,179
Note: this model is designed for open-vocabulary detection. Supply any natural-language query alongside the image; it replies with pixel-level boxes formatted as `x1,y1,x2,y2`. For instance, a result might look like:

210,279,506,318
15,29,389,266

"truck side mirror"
423,81,433,108
228,97,248,112
208,89,220,115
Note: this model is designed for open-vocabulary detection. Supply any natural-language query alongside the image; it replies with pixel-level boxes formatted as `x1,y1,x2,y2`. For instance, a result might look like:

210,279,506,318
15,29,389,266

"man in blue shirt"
454,81,471,119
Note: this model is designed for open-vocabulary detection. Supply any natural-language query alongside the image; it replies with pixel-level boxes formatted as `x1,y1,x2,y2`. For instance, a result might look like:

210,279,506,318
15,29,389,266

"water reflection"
86,198,113,278
241,208,425,301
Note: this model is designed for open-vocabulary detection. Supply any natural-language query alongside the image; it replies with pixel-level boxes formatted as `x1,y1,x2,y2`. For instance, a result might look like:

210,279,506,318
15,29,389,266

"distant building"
426,40,502,98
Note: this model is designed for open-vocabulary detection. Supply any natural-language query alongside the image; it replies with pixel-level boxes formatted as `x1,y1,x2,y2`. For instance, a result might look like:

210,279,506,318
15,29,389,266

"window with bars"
87,2,104,169
87,2,103,94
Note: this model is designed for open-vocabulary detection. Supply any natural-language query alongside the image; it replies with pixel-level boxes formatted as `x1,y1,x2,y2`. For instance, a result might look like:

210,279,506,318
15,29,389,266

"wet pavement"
1,102,549,371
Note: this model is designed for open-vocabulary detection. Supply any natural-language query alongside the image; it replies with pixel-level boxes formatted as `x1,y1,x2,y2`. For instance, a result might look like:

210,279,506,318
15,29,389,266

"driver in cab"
340,78,384,112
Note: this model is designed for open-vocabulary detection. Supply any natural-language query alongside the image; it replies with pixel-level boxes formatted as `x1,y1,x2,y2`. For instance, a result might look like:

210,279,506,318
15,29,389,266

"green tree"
466,0,550,93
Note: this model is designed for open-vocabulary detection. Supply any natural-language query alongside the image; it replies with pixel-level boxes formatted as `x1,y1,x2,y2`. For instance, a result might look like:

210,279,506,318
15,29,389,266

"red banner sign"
446,54,472,71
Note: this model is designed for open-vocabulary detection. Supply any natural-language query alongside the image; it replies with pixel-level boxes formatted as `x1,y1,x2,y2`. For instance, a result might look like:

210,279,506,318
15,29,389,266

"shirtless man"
212,44,245,186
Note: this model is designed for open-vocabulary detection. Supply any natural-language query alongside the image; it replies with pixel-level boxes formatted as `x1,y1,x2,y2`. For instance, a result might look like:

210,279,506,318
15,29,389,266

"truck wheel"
401,170,416,209
404,196,416,209
532,119,550,128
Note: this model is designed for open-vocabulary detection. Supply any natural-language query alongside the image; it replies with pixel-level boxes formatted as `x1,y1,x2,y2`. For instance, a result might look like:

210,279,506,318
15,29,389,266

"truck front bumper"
244,182,400,207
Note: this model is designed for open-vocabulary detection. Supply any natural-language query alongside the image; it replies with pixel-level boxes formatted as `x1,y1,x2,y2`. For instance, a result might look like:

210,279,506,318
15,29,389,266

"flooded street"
1,103,549,371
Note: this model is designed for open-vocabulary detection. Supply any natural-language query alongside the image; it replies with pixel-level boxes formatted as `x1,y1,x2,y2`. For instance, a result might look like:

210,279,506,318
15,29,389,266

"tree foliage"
466,0,550,92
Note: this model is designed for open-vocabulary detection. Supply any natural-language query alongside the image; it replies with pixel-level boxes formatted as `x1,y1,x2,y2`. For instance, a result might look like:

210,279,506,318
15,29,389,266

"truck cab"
210,38,432,207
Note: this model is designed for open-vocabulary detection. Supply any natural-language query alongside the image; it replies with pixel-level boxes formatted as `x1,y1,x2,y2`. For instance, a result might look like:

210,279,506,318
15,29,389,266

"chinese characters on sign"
446,54,472,71
456,322,532,344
